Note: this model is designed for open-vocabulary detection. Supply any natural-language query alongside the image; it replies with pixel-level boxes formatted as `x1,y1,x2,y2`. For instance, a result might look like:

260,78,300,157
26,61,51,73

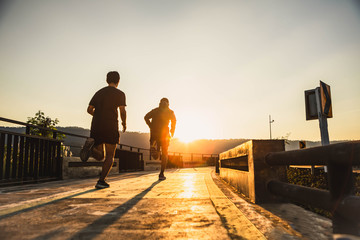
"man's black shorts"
90,128,119,146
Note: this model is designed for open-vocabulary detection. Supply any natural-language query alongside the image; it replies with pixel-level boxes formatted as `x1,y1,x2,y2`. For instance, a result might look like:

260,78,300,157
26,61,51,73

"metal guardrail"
0,117,145,154
0,129,62,187
265,141,360,236
0,116,219,174
0,117,147,174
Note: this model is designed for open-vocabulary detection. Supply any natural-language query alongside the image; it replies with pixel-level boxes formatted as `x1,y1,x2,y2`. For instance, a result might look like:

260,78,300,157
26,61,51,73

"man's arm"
119,106,127,132
87,105,95,116
170,112,176,137
144,111,152,128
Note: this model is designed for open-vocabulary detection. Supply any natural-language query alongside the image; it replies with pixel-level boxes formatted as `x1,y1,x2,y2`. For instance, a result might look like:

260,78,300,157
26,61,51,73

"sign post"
315,87,330,145
305,81,333,172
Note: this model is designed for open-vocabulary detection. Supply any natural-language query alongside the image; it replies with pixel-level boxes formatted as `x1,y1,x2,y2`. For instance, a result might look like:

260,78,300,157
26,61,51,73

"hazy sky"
0,0,359,142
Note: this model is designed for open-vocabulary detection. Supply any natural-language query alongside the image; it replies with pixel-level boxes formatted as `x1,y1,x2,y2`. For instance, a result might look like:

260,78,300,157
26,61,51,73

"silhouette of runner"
80,71,127,189
144,98,176,180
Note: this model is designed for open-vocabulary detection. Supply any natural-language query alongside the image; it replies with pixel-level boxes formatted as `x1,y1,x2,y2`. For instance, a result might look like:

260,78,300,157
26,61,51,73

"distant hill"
0,126,247,154
0,126,350,156
0,126,150,156
169,138,249,154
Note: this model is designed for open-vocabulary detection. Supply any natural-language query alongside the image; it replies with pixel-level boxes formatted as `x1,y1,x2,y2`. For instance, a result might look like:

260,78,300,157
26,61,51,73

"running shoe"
95,180,110,189
80,138,94,162
159,174,166,181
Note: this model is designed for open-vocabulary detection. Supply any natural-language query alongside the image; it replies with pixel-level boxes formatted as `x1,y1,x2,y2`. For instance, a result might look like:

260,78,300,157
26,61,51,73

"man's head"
106,71,120,84
159,98,169,108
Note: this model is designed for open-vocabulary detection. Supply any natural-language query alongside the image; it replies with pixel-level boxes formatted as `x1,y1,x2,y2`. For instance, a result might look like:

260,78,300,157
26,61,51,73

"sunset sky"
0,0,359,142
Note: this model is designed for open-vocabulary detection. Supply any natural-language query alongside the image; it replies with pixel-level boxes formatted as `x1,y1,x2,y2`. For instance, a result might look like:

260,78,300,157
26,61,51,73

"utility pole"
269,115,274,139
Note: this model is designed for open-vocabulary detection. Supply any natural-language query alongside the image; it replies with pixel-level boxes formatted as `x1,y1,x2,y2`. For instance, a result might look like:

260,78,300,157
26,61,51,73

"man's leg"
95,143,116,189
99,143,116,181
80,138,95,162
159,140,169,180
92,144,105,161
150,139,160,160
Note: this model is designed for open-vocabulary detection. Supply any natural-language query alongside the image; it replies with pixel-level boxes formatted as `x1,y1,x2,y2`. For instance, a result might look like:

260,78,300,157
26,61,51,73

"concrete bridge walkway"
0,167,332,239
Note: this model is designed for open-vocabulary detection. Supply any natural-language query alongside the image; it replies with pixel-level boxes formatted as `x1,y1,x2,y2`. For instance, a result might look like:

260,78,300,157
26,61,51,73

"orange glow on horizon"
174,113,208,143
176,135,198,144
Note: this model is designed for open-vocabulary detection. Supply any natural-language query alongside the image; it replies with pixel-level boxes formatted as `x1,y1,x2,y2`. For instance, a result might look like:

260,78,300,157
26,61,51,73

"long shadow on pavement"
68,180,161,240
0,188,100,220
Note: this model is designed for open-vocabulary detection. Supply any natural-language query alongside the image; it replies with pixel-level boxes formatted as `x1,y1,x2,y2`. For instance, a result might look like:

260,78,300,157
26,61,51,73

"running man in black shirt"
80,71,127,189
144,98,176,180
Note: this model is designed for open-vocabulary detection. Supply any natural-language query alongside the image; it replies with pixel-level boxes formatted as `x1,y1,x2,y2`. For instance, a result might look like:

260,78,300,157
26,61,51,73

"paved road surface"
0,167,332,239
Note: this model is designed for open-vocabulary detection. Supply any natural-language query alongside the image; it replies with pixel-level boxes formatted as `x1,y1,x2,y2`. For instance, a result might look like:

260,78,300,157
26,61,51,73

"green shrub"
287,167,328,190
354,174,360,197
286,168,360,218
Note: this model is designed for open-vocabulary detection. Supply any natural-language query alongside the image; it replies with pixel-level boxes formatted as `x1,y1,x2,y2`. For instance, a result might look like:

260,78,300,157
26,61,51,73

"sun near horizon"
173,113,216,144
174,125,200,144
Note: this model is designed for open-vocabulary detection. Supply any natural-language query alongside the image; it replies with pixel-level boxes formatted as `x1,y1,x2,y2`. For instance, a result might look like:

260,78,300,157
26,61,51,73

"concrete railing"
219,140,286,203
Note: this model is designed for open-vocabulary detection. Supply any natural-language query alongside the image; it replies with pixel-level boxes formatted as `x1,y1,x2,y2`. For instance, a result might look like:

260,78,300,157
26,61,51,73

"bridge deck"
0,167,331,239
